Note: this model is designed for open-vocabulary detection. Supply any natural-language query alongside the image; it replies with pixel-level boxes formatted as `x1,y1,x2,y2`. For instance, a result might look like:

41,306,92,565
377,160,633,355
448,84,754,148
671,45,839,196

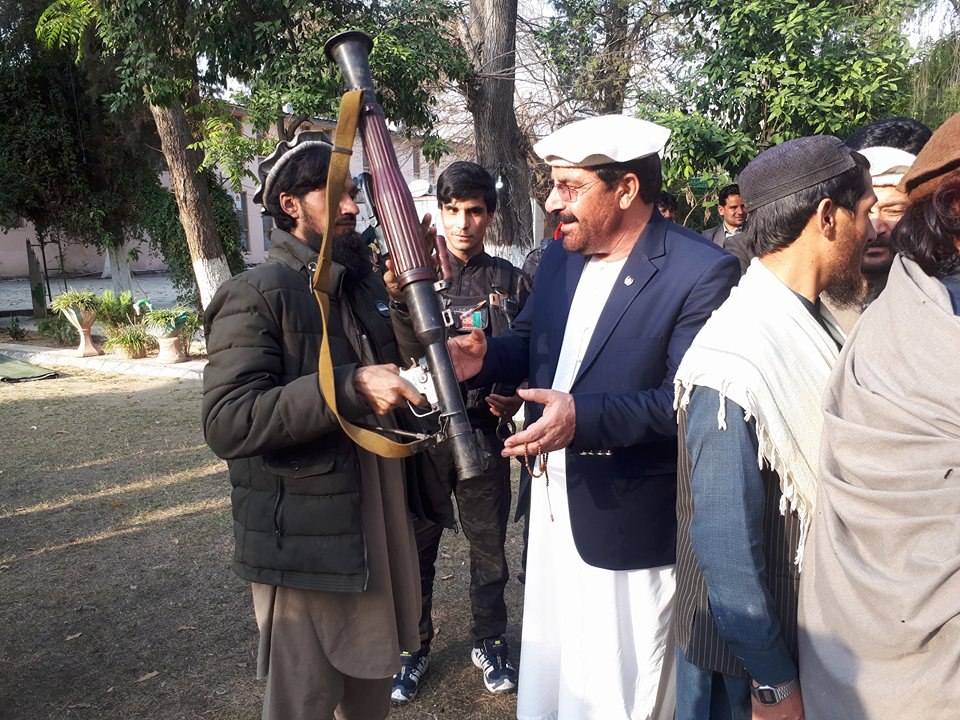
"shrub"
3,317,28,341
178,312,204,356
37,315,79,346
97,290,137,329
50,289,99,313
143,308,190,335
103,323,156,358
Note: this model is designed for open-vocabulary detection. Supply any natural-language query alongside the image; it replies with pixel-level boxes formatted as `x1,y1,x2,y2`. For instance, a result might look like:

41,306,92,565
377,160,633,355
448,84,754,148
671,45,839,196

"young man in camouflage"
390,161,531,703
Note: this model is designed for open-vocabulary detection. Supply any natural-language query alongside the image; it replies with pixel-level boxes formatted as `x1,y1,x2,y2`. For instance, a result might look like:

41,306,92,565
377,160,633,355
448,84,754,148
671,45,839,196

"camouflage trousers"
414,429,512,648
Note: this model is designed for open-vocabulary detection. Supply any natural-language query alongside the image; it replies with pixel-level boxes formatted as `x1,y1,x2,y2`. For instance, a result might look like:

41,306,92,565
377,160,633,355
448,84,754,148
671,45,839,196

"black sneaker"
391,649,429,705
471,637,518,694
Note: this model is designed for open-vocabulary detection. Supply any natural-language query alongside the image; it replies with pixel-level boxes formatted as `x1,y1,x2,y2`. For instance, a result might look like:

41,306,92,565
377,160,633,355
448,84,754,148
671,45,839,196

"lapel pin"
624,275,634,286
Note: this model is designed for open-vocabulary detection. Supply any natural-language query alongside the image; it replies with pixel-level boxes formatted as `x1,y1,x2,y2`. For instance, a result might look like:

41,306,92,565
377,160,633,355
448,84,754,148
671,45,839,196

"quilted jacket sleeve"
201,276,369,460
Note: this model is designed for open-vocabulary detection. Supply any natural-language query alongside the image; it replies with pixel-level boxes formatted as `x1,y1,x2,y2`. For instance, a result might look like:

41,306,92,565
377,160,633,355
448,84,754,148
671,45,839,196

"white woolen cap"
858,146,916,187
534,115,671,167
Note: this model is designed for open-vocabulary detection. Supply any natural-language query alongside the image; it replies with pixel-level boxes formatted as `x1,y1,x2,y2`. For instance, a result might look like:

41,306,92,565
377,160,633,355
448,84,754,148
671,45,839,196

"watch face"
756,687,778,705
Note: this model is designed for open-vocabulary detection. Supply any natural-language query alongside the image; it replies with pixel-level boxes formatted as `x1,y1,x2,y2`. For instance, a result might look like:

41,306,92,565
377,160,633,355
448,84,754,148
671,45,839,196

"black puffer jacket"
202,229,403,593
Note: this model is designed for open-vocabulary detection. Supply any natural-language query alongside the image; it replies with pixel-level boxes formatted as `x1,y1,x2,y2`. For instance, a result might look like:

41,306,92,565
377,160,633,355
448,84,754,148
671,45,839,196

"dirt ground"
0,369,526,720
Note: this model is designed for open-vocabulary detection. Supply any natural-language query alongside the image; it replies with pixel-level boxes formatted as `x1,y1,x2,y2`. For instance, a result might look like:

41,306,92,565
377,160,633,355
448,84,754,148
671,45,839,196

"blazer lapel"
571,217,667,387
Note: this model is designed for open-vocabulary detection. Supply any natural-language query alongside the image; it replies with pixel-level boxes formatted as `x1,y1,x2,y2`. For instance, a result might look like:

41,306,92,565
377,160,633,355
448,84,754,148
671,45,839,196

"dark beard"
331,230,372,280
823,252,868,309
303,229,372,280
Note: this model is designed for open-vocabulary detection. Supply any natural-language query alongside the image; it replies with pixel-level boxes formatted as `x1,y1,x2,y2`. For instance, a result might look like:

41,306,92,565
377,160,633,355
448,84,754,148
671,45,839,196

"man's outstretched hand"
501,388,575,457
447,329,486,382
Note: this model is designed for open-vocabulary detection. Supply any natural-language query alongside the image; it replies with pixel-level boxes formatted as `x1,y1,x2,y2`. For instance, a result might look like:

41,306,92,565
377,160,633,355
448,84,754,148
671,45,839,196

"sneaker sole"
471,650,517,694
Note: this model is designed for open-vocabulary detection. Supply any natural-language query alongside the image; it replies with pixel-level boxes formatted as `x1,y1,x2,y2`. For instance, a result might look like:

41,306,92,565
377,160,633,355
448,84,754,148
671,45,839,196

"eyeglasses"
548,179,603,202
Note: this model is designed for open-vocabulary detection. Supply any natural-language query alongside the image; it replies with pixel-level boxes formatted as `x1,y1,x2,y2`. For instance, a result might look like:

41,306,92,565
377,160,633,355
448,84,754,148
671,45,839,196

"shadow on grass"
0,372,525,720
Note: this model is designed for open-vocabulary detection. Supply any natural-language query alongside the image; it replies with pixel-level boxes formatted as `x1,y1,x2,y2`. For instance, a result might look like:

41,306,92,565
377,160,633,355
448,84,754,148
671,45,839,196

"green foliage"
651,109,754,227
630,0,919,227
673,0,917,147
195,0,468,189
535,0,673,114
144,307,200,355
103,323,156,357
192,109,275,193
36,0,104,62
902,32,960,130
3,318,28,341
37,314,79,345
95,289,136,328
50,289,99,312
177,311,203,356
144,308,193,334
5,0,164,257
2,0,94,240
137,174,246,308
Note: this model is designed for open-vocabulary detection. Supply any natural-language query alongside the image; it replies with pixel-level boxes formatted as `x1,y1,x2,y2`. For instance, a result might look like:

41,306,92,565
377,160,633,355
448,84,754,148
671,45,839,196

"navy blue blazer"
473,213,740,571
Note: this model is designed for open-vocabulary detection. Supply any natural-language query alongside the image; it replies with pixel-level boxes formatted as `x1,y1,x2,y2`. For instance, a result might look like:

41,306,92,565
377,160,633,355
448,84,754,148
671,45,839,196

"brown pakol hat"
898,112,960,201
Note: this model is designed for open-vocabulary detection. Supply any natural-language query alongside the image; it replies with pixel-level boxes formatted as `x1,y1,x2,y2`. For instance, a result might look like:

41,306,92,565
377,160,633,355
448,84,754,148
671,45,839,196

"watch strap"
751,678,800,705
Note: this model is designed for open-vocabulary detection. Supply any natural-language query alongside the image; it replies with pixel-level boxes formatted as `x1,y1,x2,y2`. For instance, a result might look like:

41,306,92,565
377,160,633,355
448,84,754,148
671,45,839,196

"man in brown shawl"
799,112,960,719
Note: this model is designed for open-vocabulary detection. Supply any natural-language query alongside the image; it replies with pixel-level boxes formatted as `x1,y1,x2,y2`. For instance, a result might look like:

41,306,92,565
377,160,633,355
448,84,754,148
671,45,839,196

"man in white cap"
449,114,741,719
823,144,917,331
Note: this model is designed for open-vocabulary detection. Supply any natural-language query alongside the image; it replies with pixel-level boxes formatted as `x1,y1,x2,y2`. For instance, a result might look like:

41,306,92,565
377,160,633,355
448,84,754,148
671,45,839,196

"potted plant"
51,289,100,357
177,311,203,357
144,308,195,363
96,289,137,328
103,323,156,360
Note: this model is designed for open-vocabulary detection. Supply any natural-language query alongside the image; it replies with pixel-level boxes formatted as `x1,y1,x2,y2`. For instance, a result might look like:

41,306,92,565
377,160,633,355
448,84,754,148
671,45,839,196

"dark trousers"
414,429,511,649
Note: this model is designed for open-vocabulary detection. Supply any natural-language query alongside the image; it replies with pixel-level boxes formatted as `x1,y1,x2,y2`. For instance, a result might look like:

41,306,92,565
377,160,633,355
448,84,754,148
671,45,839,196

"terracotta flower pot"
112,343,148,360
155,334,187,364
61,306,100,358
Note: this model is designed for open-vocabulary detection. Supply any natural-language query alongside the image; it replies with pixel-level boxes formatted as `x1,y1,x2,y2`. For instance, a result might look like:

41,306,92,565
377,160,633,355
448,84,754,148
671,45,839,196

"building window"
237,192,250,251
262,214,273,250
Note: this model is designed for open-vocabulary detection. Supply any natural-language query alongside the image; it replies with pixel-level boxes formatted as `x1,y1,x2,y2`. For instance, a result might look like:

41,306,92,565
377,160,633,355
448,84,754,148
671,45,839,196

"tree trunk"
105,242,133,296
597,0,628,114
26,239,48,319
463,0,534,250
149,101,232,308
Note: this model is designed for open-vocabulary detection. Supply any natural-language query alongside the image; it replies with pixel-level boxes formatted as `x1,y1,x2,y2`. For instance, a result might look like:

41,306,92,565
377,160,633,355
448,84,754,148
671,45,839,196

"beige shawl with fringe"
675,258,843,568
799,255,960,719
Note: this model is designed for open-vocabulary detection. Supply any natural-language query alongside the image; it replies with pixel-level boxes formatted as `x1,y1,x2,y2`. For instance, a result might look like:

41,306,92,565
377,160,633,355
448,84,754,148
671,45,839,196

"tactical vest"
442,255,528,419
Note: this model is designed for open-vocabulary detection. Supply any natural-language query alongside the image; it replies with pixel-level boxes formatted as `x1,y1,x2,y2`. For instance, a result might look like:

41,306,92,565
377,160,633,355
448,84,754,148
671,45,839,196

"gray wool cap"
739,136,859,211
253,130,333,209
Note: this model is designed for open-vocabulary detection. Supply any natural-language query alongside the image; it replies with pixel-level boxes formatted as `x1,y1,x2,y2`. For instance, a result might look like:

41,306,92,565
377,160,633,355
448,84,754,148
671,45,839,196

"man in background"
658,190,680,221
390,161,530,704
818,116,931,331
702,183,747,246
702,184,751,272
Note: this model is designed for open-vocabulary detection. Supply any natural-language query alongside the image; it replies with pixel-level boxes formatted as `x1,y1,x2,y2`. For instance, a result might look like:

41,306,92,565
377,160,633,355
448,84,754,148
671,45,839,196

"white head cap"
534,115,671,167
858,146,917,187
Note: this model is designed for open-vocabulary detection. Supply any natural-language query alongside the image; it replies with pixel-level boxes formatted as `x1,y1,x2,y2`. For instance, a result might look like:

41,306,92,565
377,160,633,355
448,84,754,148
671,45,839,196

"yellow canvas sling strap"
310,89,427,458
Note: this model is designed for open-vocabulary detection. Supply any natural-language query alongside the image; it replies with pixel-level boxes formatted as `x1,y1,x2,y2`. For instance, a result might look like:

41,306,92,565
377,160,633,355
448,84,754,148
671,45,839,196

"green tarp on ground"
0,353,58,382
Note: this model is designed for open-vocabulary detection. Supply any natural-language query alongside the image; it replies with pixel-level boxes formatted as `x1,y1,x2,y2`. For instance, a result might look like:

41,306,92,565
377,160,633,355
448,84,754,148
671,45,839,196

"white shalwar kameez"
517,257,676,720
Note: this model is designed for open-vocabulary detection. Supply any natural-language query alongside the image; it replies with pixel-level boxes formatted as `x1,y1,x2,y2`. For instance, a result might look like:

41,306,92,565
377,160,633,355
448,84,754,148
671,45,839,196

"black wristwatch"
751,678,800,705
